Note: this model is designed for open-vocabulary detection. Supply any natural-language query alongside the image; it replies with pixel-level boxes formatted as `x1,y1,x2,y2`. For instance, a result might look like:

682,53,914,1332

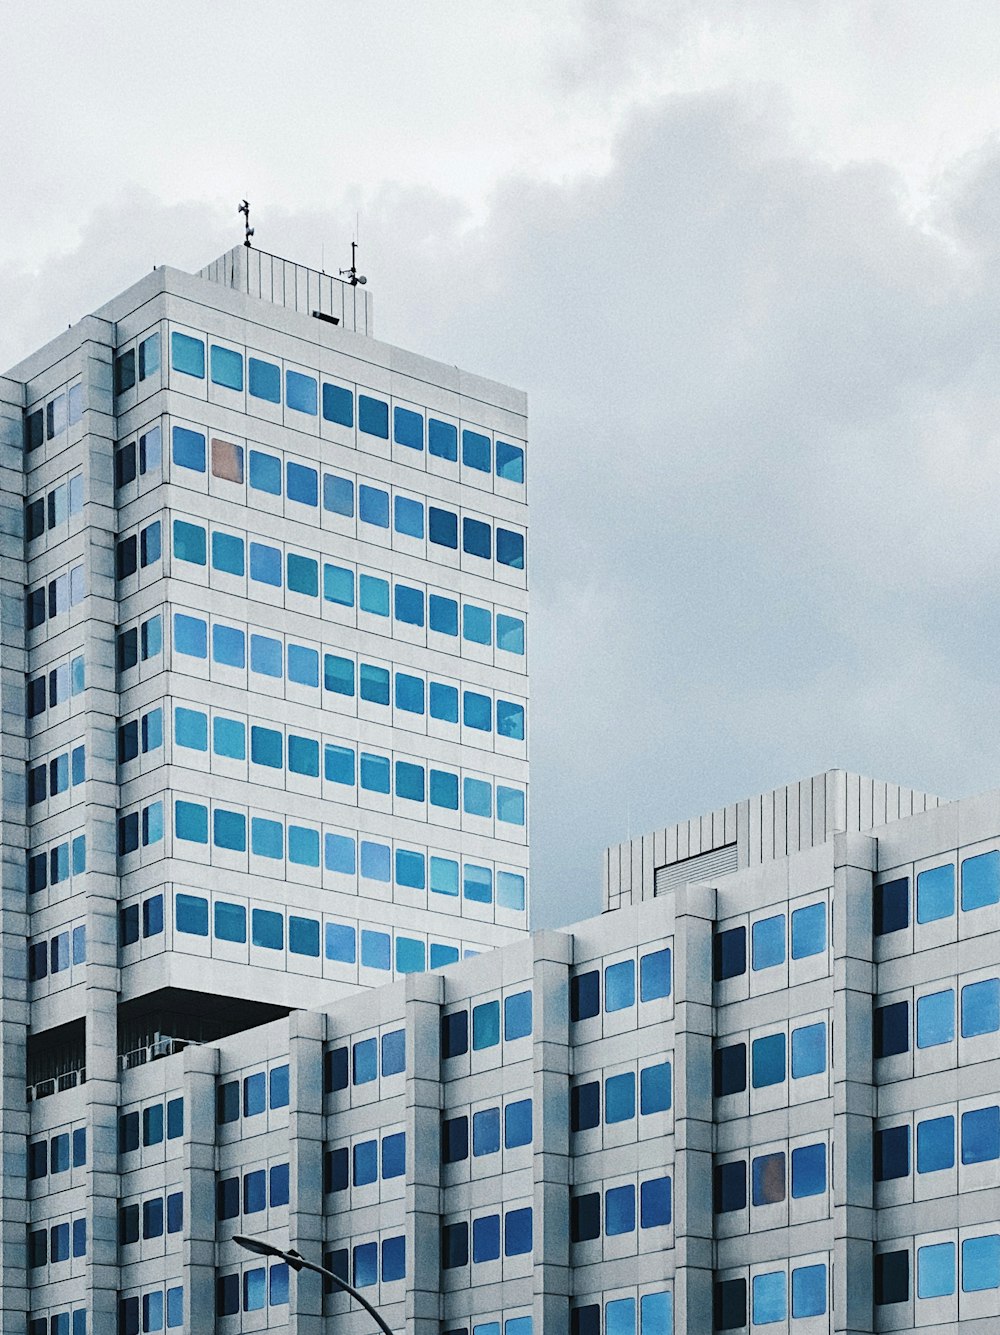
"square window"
323,473,355,516
752,915,785,970
917,1241,955,1298
917,1115,955,1173
322,382,353,426
917,864,954,923
791,901,826,957
605,1071,635,1123
210,344,244,390
752,1271,786,1325
962,977,1000,1037
429,418,458,460
640,1060,672,1115
791,1020,826,1076
790,1141,826,1197
359,395,389,438
752,1152,785,1205
249,357,280,402
962,1234,1000,1293
463,428,491,472
917,988,955,1047
751,1032,786,1088
962,1105,1000,1163
962,850,1000,911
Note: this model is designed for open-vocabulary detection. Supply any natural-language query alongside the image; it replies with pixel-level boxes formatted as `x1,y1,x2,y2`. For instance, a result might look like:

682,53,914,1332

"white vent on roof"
654,844,739,895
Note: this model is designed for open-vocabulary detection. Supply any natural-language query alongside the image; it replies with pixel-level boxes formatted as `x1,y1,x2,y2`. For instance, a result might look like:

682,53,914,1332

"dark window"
216,1274,240,1317
462,517,492,559
117,720,139,765
26,587,46,630
216,1080,239,1124
714,925,746,981
28,1228,47,1267
118,1111,139,1153
116,535,137,581
752,1152,786,1205
714,1278,747,1331
117,812,139,856
25,499,44,542
441,1010,469,1059
118,1204,140,1245
571,970,600,1021
875,1249,909,1305
442,1115,469,1164
25,409,44,452
115,349,136,395
323,1249,350,1296
428,506,458,548
570,1191,600,1242
571,1081,600,1132
713,1160,747,1213
324,1147,349,1193
115,442,137,488
571,1306,600,1335
118,905,139,947
441,1222,468,1269
26,676,45,718
875,878,909,935
324,1045,349,1093
874,1125,910,1181
713,1042,747,1097
216,1177,239,1220
874,1001,909,1058
117,628,138,672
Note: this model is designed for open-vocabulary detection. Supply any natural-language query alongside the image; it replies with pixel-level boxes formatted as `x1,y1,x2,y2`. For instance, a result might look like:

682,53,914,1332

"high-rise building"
0,245,529,1331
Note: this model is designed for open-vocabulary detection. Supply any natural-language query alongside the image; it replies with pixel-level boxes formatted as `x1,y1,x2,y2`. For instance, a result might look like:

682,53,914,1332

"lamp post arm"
291,1254,395,1335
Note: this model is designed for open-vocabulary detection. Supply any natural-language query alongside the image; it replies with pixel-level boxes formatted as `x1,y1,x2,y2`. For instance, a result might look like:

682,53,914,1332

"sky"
4,2,1000,928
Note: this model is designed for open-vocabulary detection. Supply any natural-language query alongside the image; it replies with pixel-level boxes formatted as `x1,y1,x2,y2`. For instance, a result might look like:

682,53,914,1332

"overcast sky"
4,3,1000,928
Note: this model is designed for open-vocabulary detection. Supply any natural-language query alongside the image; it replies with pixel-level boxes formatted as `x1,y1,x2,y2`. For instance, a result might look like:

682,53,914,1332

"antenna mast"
238,200,254,249
340,240,367,287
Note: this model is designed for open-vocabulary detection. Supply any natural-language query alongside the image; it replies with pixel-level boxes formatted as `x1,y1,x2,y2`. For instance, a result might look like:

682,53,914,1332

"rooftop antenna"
238,200,254,249
340,240,367,286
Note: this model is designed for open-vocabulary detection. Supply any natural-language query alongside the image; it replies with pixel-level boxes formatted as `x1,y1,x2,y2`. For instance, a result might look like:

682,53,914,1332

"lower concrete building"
26,768,1000,1333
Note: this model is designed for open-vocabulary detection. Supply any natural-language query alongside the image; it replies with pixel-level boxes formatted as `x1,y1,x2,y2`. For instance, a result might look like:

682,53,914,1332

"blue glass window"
752,915,785,970
917,864,955,923
393,406,423,450
359,485,389,528
752,1271,786,1325
326,922,356,962
175,802,208,845
325,834,356,875
790,1142,826,1196
791,902,827,958
963,1106,1000,1163
752,1151,785,1205
215,901,247,943
289,825,320,866
504,990,532,1039
962,850,1000,911
605,1184,636,1236
288,734,320,777
359,574,389,616
496,613,525,654
430,769,459,809
381,1131,406,1182
917,1115,955,1173
172,425,206,472
288,643,319,686
606,1298,635,1335
249,450,282,495
213,808,246,852
429,595,458,636
605,959,636,1011
360,663,390,706
917,1241,955,1298
429,418,458,460
252,909,283,950
396,935,425,973
395,672,425,714
464,864,492,902
325,743,356,786
322,382,353,426
325,654,355,697
916,989,955,1047
431,857,459,897
395,760,425,801
249,542,282,586
431,944,460,968
640,1060,672,1115
473,1107,500,1156
640,1175,671,1228
353,1037,378,1085
639,1292,671,1335
472,1000,500,1050
497,870,526,911
250,634,282,678
464,691,492,731
429,506,458,548
496,440,524,482
640,947,671,1000
504,1206,532,1255
464,777,492,818
212,623,245,667
359,395,389,438
473,1212,500,1262
463,517,492,559
395,848,426,889
324,562,355,606
463,429,491,472
323,473,355,516
286,370,317,415
361,928,391,968
248,357,281,403
394,584,424,626
962,978,1000,1037
751,1032,786,1088
962,1235,1000,1293
175,706,208,751
791,1021,826,1076
605,1071,636,1123
394,495,424,537
171,332,204,378
791,1265,826,1318
463,604,492,645
496,699,525,739
172,519,206,566
360,841,391,882
286,461,318,505
353,1140,377,1185
211,531,244,575
251,817,283,860
210,344,243,390
505,1098,532,1148
381,1029,405,1076
175,892,208,935
250,725,283,769
496,528,525,569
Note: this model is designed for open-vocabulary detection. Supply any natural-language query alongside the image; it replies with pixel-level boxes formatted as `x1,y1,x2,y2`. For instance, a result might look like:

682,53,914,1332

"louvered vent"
654,843,739,895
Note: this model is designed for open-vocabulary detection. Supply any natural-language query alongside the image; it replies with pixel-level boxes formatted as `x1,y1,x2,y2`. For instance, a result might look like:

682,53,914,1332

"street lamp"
233,1234,394,1335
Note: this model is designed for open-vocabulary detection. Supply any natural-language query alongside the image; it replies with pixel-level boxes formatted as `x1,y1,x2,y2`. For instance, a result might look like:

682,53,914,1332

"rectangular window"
211,437,244,482
322,382,353,426
171,331,205,378
917,864,954,923
210,344,244,391
249,357,280,403
172,425,206,472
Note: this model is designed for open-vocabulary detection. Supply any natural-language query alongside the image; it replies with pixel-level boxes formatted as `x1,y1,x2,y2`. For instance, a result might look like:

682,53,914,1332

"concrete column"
672,882,717,1333
832,832,878,1335
531,929,573,1335
0,374,29,1329
181,1041,220,1328
406,969,445,1335
288,1007,326,1334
